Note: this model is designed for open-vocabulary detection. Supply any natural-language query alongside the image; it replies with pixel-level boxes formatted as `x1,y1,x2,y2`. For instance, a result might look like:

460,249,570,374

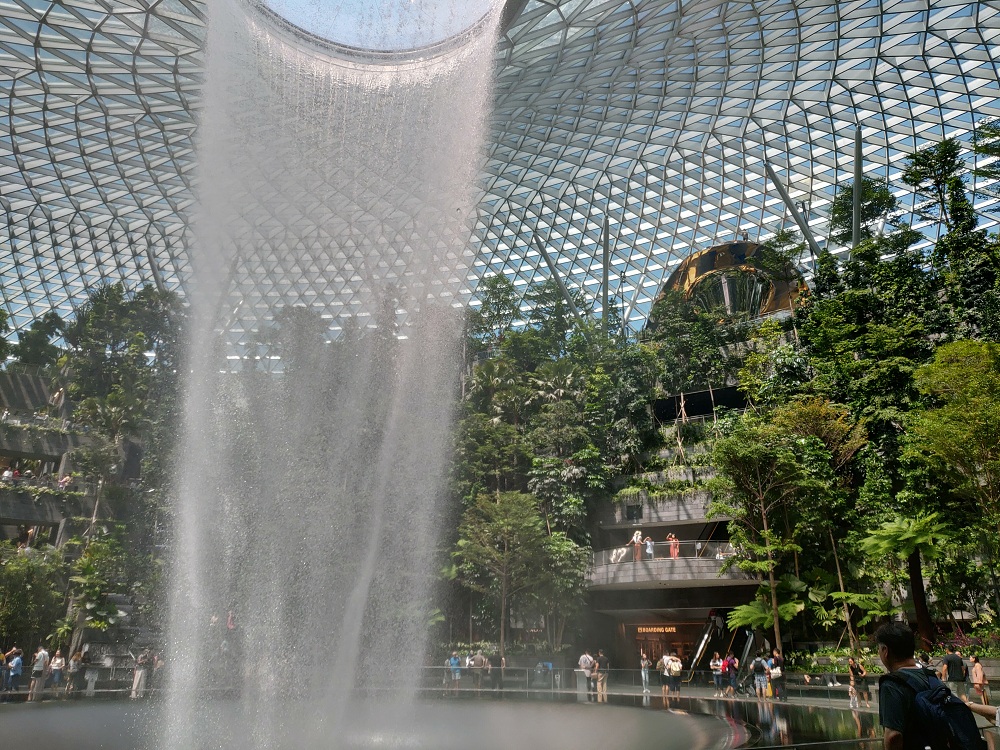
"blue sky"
265,0,495,50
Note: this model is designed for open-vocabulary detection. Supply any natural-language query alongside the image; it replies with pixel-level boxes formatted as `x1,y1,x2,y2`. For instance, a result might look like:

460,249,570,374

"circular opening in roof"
263,0,496,52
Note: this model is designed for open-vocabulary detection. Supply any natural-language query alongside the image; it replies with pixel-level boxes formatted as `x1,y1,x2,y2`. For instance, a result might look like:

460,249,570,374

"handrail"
593,540,735,565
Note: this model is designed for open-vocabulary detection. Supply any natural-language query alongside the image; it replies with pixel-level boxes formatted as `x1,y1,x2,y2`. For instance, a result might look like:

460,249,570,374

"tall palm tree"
861,512,950,648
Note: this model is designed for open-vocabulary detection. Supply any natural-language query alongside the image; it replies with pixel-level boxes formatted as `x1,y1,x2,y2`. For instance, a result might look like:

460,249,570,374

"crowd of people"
0,465,79,492
0,642,166,702
443,650,506,696
608,529,692,563
0,644,91,701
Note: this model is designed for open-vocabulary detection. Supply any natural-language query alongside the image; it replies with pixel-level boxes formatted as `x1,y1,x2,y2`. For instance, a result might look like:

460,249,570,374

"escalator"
683,613,749,684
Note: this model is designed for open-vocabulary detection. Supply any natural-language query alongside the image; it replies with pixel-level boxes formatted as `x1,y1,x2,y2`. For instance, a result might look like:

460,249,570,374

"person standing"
470,650,487,696
971,655,989,705
65,651,82,695
640,651,652,693
848,656,871,708
710,652,724,697
750,651,769,699
876,624,987,750
7,649,22,695
666,653,683,699
578,649,596,702
594,649,610,703
489,651,505,693
28,644,48,701
724,651,739,698
940,645,967,699
630,530,643,562
668,533,680,560
447,651,462,696
131,648,150,699
769,648,786,702
656,654,669,702
49,649,65,691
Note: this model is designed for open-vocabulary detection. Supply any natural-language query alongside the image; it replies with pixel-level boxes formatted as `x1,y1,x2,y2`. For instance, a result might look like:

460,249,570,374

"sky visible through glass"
264,0,496,50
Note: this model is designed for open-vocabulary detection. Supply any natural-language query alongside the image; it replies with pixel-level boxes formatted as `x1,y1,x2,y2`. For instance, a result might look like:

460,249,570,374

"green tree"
0,306,13,365
453,492,550,656
12,311,64,367
912,341,1000,523
902,138,966,231
523,532,590,649
710,414,806,650
773,398,867,648
971,118,1000,206
829,177,899,245
736,319,806,410
0,545,66,648
860,512,950,648
468,275,521,357
452,411,529,499
647,290,745,414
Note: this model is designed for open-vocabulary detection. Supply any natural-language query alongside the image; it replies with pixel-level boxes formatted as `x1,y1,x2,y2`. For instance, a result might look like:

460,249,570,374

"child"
848,684,859,709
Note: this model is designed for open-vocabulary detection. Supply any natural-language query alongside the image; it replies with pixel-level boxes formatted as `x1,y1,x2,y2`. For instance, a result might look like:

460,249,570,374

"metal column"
763,161,823,259
532,235,588,330
602,217,610,337
852,126,863,254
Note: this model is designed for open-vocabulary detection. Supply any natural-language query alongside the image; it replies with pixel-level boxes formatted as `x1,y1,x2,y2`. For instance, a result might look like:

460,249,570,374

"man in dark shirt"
939,645,966,699
875,622,934,750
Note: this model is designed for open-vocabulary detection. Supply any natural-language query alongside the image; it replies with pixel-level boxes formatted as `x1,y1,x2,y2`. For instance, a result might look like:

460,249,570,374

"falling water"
164,1,499,746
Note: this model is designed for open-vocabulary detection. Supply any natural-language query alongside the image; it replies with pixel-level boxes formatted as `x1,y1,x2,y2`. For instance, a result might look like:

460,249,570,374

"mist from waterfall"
163,2,499,746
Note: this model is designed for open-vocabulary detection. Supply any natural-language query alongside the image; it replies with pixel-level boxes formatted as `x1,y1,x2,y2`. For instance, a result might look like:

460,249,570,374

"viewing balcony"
588,540,753,590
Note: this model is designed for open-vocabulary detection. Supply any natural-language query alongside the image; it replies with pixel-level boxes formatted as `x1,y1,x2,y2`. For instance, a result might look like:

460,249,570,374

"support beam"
852,125,863,255
532,235,588,332
602,217,610,337
763,161,823,259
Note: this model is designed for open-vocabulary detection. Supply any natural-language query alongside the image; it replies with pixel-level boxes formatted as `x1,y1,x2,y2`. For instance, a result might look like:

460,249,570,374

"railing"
0,410,70,431
0,477,98,496
593,539,735,566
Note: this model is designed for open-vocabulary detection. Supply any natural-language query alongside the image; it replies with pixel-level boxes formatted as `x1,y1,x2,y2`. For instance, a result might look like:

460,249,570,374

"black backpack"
880,669,987,750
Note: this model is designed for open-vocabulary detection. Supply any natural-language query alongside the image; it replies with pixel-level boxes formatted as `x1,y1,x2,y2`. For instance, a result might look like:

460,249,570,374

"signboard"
636,625,677,634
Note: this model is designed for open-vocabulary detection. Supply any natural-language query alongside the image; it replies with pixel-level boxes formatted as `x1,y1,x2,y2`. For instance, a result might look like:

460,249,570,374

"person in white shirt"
28,645,49,701
578,650,596,702
49,649,65,689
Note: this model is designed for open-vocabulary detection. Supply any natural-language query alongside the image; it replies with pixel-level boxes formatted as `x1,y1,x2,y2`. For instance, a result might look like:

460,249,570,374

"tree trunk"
829,529,859,652
499,574,507,659
760,500,783,650
907,549,935,649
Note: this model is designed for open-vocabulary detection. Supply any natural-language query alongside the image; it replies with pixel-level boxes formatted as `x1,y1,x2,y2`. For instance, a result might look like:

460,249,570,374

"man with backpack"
750,651,770,699
875,622,986,750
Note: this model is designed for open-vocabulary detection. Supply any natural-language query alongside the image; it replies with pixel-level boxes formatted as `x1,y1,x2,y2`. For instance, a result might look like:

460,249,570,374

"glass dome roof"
0,0,999,354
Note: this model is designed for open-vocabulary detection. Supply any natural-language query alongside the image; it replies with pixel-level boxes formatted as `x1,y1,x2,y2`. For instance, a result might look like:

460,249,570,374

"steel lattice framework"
1,0,999,339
